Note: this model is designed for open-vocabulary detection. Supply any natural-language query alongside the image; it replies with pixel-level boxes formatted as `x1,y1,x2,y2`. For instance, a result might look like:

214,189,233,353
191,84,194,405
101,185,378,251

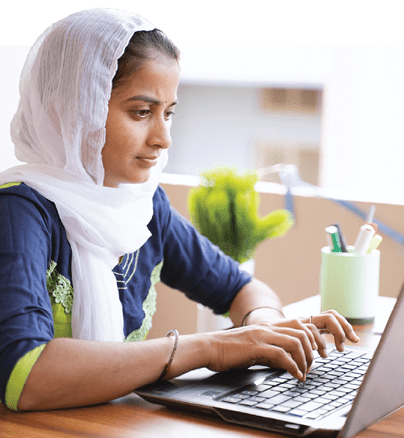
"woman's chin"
103,170,153,187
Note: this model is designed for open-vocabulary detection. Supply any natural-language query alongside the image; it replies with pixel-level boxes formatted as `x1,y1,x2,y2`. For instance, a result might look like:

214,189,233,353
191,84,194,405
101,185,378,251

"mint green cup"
320,246,380,324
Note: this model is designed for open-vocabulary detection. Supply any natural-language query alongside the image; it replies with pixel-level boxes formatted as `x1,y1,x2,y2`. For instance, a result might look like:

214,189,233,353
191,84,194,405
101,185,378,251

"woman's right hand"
204,321,320,381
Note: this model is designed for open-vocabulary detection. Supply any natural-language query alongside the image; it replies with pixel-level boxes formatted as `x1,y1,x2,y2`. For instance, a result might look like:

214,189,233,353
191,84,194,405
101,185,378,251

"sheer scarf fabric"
0,9,168,341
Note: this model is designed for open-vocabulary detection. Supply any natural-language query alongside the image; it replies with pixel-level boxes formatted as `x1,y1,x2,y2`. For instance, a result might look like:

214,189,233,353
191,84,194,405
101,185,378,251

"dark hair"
112,29,180,89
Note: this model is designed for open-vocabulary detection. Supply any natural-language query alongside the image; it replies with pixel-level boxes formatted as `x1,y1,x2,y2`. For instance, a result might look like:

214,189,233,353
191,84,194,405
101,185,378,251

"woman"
0,8,358,412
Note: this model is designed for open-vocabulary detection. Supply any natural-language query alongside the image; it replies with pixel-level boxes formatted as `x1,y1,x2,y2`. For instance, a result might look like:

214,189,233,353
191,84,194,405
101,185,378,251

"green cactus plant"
187,167,294,264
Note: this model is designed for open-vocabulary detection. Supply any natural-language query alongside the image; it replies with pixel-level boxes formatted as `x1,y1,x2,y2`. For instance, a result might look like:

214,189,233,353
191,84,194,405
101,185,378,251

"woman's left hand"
269,309,360,358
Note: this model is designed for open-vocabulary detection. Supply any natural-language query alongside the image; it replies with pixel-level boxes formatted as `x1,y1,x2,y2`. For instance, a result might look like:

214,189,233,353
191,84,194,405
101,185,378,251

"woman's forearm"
229,277,284,327
18,334,209,411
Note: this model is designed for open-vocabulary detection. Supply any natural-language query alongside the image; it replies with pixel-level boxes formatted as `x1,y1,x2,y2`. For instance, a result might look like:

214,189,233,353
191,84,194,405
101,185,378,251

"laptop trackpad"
154,367,282,399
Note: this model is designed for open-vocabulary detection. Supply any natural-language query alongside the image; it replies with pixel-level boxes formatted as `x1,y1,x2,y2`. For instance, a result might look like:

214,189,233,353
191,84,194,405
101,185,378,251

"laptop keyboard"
220,349,371,420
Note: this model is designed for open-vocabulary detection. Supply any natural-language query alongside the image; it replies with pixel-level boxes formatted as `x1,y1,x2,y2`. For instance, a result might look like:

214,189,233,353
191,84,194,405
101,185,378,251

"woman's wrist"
161,333,212,380
159,330,179,380
242,306,285,326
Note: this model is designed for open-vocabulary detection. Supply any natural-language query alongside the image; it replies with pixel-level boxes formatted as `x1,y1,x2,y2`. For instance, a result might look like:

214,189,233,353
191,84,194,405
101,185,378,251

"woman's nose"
148,117,172,150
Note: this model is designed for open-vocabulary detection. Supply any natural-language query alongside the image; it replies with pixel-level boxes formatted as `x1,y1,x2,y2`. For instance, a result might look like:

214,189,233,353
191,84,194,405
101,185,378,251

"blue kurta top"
0,182,251,408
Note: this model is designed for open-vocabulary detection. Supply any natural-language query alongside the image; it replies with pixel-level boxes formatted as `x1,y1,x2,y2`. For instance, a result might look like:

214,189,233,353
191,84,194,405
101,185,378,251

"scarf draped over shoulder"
0,8,168,341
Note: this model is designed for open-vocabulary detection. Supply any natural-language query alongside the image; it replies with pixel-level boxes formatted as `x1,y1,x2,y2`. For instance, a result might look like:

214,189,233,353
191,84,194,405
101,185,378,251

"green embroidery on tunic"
47,260,73,338
125,260,163,342
47,260,74,313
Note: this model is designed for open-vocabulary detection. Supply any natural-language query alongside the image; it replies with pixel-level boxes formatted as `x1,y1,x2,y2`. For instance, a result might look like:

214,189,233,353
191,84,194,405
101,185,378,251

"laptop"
136,283,404,438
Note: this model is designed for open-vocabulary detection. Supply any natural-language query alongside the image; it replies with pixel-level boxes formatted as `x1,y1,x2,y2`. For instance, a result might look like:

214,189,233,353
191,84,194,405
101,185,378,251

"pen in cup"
367,234,383,253
354,224,376,255
366,204,376,224
325,225,342,253
365,204,378,238
332,223,348,253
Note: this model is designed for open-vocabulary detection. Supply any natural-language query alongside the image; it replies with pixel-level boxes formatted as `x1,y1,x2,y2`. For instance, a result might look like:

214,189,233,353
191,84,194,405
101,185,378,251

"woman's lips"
136,156,159,167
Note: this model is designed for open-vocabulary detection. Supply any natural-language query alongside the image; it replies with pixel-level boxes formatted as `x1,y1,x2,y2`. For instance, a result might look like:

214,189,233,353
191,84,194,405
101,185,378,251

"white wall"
0,47,27,170
167,83,322,176
178,46,329,88
175,45,404,204
321,47,404,204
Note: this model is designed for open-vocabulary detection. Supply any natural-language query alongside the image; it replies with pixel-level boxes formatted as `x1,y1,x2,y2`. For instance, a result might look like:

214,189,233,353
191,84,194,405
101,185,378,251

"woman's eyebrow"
127,94,178,107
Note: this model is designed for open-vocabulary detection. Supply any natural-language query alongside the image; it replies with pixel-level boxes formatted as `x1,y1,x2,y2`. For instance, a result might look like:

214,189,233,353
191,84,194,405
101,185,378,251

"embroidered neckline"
113,251,139,290
47,260,74,313
46,257,163,340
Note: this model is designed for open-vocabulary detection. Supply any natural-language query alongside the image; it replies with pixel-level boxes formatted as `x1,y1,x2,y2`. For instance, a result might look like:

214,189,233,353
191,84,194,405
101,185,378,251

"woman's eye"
165,111,176,121
134,110,151,118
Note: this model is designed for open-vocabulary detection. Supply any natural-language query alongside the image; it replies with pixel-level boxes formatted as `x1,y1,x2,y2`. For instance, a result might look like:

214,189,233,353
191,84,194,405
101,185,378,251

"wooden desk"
0,296,401,438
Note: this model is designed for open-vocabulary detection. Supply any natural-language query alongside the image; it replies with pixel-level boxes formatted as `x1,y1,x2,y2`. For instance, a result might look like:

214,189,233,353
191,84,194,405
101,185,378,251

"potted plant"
187,167,294,266
188,167,294,332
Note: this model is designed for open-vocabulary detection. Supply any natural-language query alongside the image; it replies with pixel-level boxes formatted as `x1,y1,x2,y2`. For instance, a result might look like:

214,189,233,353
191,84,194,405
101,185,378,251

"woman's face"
102,52,180,188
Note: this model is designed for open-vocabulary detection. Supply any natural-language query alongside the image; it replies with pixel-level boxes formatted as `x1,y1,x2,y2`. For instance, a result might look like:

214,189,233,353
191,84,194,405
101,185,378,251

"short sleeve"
155,187,252,315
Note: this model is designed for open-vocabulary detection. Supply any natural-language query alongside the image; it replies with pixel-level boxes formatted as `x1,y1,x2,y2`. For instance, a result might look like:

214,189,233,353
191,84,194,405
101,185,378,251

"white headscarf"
0,9,169,341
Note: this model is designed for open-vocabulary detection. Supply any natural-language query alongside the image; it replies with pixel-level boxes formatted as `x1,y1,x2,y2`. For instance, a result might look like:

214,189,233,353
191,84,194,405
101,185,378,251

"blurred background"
169,42,404,203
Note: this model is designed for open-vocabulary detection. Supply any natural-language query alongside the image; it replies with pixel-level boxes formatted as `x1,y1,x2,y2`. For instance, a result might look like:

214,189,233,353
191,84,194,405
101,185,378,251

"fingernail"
297,370,304,380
